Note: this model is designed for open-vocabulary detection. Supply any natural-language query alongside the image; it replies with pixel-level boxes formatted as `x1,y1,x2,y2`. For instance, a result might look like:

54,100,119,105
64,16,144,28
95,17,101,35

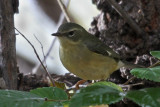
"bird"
52,22,139,81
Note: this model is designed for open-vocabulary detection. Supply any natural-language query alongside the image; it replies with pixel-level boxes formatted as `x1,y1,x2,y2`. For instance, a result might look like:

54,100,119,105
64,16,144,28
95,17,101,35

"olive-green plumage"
52,23,137,80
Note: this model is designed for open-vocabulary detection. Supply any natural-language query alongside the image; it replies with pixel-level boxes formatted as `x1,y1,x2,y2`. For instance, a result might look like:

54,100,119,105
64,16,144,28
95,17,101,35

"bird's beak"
51,32,62,36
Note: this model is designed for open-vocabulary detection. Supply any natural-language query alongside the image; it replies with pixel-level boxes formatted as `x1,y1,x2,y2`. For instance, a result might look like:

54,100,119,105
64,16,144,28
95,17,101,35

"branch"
15,28,56,87
32,0,70,74
57,0,71,22
34,34,47,68
32,38,56,74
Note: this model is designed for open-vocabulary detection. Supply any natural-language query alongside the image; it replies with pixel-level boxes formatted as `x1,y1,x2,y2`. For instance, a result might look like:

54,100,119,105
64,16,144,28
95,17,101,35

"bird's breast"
58,39,123,80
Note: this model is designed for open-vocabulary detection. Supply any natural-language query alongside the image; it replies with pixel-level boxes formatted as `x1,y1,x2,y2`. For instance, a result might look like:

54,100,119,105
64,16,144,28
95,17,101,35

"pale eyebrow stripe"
62,28,81,33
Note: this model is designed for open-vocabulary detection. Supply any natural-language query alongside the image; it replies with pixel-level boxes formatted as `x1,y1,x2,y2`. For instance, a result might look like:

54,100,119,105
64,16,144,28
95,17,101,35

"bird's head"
52,23,88,44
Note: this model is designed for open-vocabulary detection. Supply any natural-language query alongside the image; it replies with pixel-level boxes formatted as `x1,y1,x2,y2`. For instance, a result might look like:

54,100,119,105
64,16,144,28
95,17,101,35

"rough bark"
90,0,160,80
0,0,19,89
90,0,160,106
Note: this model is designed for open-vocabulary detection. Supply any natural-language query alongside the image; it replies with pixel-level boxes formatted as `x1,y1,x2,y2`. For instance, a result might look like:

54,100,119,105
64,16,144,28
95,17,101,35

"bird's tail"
122,61,145,69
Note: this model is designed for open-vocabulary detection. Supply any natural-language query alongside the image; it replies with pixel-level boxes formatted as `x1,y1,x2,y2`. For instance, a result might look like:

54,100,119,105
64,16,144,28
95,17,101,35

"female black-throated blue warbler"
52,22,138,80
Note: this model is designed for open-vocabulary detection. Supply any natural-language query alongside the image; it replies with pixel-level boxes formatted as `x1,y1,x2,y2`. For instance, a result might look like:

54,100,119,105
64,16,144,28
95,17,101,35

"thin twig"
106,0,145,36
147,60,160,68
123,76,136,85
32,38,56,74
34,34,47,68
121,82,144,90
45,98,67,102
124,60,160,85
57,0,71,22
32,0,70,73
15,27,56,87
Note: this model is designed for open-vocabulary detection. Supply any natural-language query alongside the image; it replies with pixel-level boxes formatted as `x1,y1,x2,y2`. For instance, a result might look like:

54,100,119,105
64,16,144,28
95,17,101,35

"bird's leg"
76,80,87,89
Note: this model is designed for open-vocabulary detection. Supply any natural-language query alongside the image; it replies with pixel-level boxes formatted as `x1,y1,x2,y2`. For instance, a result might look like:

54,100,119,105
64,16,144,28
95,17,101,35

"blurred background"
15,0,99,75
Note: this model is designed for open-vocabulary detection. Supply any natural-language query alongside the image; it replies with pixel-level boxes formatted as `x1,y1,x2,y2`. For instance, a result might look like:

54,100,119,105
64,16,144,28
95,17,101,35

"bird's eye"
68,31,75,37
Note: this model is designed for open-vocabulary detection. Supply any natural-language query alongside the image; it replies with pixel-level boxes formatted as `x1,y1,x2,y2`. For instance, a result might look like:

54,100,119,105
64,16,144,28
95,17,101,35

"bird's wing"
83,35,121,60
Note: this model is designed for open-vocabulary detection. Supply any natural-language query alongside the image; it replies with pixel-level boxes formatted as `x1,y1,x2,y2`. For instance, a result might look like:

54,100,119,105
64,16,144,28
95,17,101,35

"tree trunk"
91,0,160,79
0,0,19,89
91,0,160,106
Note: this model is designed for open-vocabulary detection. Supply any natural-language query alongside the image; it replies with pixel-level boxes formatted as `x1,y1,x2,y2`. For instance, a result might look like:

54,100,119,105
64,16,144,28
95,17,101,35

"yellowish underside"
59,38,124,80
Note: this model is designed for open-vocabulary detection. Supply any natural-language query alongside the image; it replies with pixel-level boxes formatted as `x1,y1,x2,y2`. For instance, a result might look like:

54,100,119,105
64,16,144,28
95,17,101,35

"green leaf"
69,85,123,107
40,102,64,107
92,81,123,92
30,87,68,100
126,87,160,107
131,66,160,82
62,101,70,107
150,51,160,59
0,90,44,107
0,87,69,107
31,87,68,107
